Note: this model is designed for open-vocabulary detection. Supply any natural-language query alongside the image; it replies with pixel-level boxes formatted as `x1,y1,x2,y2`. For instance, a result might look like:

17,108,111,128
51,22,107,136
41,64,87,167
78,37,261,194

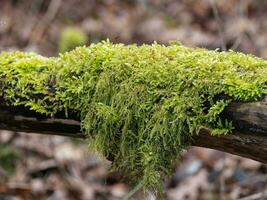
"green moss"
59,27,88,53
0,41,266,195
0,144,21,174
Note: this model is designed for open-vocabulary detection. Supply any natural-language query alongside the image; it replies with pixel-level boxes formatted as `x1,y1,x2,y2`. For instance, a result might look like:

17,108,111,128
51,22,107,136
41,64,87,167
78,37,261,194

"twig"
5,132,19,144
123,181,143,200
219,155,226,200
237,191,267,200
28,0,62,45
146,190,156,200
209,0,227,51
230,1,248,50
231,35,243,50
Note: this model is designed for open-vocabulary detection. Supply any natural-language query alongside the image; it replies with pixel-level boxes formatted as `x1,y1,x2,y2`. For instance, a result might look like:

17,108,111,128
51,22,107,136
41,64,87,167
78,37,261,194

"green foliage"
59,27,88,53
0,144,21,174
0,41,266,195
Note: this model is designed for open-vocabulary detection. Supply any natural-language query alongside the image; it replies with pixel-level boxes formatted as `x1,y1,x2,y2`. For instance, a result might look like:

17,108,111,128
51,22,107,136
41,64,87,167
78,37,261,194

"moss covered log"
0,41,266,194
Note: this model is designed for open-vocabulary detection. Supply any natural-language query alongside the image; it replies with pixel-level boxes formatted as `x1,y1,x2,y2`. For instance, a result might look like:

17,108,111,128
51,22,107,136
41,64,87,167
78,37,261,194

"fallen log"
1,96,266,163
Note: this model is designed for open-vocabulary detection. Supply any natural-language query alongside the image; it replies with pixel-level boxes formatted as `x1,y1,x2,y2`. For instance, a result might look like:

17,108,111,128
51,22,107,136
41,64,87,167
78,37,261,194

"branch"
0,96,266,163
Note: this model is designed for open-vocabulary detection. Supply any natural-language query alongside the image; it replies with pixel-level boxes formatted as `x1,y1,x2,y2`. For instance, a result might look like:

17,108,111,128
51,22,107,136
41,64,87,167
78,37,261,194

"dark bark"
0,96,266,163
0,105,84,138
193,130,267,163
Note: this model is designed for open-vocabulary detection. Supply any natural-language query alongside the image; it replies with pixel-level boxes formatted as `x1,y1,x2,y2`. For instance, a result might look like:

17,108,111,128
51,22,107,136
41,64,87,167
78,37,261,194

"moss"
59,27,88,53
0,144,21,174
0,41,266,195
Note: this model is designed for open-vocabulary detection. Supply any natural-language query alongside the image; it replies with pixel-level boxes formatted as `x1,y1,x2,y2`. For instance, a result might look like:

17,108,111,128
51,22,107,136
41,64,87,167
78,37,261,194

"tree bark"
0,96,266,163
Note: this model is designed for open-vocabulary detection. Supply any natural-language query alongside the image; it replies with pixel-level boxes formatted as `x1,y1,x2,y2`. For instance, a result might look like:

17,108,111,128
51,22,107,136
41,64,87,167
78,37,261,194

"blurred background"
0,0,267,199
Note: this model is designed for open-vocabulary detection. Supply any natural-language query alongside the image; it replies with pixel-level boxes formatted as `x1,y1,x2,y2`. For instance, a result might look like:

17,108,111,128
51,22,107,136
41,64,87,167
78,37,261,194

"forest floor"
0,0,267,199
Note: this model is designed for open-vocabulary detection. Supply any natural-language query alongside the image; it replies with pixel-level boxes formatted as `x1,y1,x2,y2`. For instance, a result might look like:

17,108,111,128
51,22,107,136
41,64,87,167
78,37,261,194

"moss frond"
59,27,88,53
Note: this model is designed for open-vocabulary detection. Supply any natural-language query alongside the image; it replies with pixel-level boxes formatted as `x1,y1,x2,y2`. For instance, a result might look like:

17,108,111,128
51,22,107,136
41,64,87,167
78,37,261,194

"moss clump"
0,144,21,174
59,27,88,53
0,41,266,195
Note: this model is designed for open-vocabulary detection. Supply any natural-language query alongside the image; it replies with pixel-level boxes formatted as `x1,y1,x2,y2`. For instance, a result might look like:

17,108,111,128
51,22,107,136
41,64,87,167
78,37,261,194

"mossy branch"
0,41,266,194
0,98,267,163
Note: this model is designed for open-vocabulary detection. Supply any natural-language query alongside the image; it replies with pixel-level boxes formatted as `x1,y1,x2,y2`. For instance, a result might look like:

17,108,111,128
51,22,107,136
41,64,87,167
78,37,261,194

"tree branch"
0,96,266,163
